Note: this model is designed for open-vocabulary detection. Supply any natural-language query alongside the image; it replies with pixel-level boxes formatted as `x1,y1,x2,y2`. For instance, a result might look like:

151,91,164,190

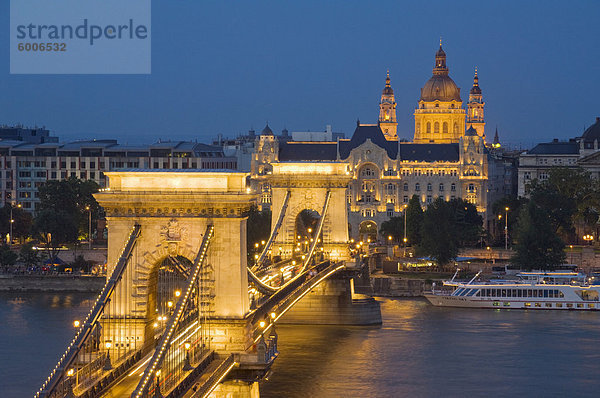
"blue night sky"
0,0,599,148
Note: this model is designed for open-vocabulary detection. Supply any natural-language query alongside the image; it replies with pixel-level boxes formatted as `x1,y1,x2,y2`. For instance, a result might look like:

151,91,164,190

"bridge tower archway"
269,162,352,261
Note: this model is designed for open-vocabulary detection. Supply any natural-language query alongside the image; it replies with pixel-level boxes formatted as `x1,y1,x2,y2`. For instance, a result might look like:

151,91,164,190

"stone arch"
359,220,378,242
269,163,351,261
131,237,201,321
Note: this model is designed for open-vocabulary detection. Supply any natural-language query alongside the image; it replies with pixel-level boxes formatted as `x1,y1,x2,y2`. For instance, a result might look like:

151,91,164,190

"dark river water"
2,293,600,397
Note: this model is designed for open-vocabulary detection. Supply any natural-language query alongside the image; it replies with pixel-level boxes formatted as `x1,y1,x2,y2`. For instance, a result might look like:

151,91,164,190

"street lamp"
403,206,408,257
583,234,594,245
85,205,92,250
9,203,21,246
504,207,509,250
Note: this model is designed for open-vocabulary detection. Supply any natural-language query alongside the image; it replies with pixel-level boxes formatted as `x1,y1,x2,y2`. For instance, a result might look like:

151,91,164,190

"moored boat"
425,270,600,310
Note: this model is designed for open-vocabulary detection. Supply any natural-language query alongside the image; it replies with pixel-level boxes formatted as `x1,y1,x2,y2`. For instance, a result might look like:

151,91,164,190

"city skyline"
1,1,599,147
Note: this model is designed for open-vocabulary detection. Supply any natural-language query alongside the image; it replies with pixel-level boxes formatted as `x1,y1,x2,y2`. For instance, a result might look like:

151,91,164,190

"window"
443,122,448,134
426,195,432,204
439,183,444,192
70,162,76,169
415,183,420,191
361,166,376,177
51,172,57,179
468,183,475,193
426,122,431,134
403,183,408,191
387,209,394,217
403,196,409,203
427,183,432,191
60,161,66,168
90,162,96,169
451,183,456,192
434,122,440,134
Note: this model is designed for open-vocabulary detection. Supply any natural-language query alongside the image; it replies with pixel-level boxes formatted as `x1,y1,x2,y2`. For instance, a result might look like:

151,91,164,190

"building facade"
518,117,600,197
252,44,500,239
0,139,237,211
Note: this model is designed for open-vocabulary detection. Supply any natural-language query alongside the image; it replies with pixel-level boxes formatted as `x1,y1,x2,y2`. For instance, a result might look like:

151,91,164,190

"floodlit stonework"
95,171,257,346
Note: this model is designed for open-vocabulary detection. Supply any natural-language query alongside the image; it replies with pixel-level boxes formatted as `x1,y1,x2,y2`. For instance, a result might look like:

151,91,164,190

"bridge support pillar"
209,380,260,398
208,319,253,353
278,275,381,325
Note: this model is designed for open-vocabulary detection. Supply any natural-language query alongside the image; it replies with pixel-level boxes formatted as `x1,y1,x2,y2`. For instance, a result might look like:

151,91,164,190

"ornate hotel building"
252,44,508,239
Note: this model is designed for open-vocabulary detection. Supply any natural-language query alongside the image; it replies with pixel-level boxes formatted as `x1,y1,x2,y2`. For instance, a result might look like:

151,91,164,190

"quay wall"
370,275,432,297
0,275,105,292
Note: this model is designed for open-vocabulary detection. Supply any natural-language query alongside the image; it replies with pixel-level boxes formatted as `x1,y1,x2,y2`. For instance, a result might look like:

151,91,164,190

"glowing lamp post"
85,205,92,249
9,203,21,246
504,207,509,250
583,234,594,245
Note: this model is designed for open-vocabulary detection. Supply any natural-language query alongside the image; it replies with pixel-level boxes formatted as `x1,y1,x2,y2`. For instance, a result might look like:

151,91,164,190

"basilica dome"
419,44,462,102
420,74,461,102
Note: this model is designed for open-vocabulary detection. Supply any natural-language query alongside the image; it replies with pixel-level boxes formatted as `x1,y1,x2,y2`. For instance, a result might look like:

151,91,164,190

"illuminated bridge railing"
248,190,331,296
36,223,142,398
133,224,215,398
251,260,345,342
299,190,331,273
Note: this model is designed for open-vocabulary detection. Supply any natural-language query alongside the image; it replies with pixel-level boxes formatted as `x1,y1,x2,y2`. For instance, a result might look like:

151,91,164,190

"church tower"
414,43,466,143
467,68,486,140
379,71,398,141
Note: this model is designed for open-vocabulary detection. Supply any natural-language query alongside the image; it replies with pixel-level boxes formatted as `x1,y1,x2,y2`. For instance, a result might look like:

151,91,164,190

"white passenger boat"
424,270,600,310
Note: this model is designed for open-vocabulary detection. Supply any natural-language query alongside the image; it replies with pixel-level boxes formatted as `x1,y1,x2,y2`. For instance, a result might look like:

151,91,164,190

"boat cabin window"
575,290,599,301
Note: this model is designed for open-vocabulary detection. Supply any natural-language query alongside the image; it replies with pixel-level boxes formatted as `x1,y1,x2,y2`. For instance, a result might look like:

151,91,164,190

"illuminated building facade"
252,44,498,240
379,71,398,141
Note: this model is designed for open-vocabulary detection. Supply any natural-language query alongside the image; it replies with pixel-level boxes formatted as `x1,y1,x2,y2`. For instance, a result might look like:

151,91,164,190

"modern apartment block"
0,136,237,211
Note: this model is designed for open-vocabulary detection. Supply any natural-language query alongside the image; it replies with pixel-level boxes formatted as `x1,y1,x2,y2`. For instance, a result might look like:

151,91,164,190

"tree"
19,241,40,267
380,215,404,242
0,244,18,270
418,197,458,267
527,178,576,237
491,196,527,246
447,198,483,247
37,177,100,240
0,204,33,242
405,195,423,247
511,201,566,270
33,209,78,260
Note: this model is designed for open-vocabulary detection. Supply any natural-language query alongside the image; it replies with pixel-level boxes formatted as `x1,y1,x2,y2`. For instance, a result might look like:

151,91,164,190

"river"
2,293,599,397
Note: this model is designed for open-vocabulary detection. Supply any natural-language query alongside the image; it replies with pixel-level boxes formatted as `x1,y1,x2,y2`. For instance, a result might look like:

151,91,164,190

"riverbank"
0,274,105,292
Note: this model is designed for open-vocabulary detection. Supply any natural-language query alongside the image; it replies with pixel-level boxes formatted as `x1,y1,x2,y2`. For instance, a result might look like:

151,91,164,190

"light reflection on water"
0,292,95,398
2,294,600,397
260,298,600,398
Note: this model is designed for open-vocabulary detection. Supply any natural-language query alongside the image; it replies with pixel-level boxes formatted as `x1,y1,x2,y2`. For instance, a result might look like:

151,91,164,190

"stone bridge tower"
95,171,257,348
269,162,352,261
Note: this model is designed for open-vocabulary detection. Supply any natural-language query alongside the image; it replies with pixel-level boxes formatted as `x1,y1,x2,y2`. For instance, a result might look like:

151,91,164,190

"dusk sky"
1,1,599,148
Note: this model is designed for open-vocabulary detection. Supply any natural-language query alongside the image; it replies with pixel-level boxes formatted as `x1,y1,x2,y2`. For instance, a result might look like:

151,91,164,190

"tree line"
381,167,600,270
380,195,483,268
0,177,100,267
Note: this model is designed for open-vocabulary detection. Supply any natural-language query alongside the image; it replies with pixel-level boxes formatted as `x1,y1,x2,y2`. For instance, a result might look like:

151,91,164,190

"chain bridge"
36,165,381,398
